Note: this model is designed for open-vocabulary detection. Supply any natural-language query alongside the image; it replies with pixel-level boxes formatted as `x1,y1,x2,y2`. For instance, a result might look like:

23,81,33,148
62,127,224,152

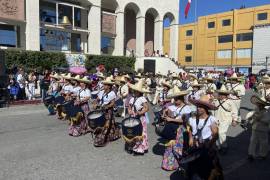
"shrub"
4,50,67,72
85,55,136,74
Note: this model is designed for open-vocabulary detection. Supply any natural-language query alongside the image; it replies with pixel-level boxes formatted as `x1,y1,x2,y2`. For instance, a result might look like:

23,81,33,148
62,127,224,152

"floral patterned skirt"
68,103,90,137
93,108,121,147
131,116,149,153
162,126,185,171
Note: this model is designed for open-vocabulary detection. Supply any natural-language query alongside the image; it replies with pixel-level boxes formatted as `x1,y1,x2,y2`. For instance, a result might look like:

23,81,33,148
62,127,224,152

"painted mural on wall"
65,54,86,68
0,0,25,21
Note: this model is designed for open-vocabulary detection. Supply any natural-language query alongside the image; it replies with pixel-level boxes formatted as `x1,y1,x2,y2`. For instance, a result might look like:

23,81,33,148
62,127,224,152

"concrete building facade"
0,0,179,60
164,4,270,72
252,24,270,74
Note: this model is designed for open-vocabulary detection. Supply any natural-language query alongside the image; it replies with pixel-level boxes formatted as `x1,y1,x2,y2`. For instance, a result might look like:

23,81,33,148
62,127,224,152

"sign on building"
0,0,25,21
252,24,270,74
101,11,116,37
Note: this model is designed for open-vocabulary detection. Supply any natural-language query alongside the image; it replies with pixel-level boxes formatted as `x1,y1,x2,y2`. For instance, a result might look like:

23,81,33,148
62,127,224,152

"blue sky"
164,0,270,27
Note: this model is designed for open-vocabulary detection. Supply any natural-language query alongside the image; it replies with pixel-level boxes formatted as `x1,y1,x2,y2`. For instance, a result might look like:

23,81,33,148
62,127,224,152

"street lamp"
266,56,270,71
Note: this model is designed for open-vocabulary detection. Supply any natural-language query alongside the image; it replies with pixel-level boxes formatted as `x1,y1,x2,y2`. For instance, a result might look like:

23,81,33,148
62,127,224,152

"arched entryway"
101,0,119,55
144,8,159,57
163,12,175,57
124,3,140,56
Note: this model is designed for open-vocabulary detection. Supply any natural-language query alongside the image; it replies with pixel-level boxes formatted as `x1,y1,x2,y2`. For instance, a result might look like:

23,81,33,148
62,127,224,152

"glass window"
236,33,253,42
222,19,231,26
186,44,192,50
257,13,268,21
208,21,215,29
0,24,16,47
186,30,193,36
236,49,252,58
74,8,81,27
40,29,71,52
217,50,232,59
218,35,233,43
101,36,115,55
40,1,56,24
185,56,192,62
71,33,81,52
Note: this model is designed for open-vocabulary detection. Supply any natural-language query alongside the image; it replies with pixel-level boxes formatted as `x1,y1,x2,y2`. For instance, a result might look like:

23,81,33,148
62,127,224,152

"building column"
113,11,124,56
88,4,101,55
170,24,179,60
80,9,88,53
136,16,145,57
25,0,40,51
154,20,163,53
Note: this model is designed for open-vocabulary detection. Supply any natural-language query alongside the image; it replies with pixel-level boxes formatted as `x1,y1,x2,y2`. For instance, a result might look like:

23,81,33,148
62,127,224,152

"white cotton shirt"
78,88,91,100
72,86,81,95
188,116,217,140
62,84,73,94
168,104,191,119
118,84,129,97
129,96,147,112
99,90,116,106
17,74,25,88
50,82,59,92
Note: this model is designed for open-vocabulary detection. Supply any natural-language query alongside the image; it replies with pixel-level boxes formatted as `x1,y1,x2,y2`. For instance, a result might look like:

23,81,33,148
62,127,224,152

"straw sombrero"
171,72,179,79
262,76,270,84
156,72,162,76
119,75,128,83
97,72,105,79
63,73,73,80
250,95,270,106
102,77,115,85
191,80,203,88
123,74,131,80
262,74,270,80
228,73,241,81
128,79,149,93
78,76,91,84
189,95,217,110
162,80,172,89
188,73,197,80
204,75,214,82
135,73,142,78
216,85,231,95
50,73,61,79
167,86,189,99
72,75,81,81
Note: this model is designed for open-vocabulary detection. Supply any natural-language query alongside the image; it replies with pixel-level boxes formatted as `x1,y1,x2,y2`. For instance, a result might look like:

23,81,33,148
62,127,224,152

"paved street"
0,90,270,180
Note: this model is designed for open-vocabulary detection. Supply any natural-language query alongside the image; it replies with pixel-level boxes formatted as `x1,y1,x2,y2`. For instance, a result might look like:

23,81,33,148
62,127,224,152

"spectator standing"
40,70,51,99
16,68,26,100
8,78,19,100
27,71,37,100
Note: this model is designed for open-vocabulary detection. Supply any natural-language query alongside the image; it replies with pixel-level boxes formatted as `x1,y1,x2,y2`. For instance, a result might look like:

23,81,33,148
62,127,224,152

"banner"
101,11,116,36
0,0,25,21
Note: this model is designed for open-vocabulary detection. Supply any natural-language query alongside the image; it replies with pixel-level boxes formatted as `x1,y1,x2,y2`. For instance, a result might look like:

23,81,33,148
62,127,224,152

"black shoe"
248,155,254,162
125,149,133,154
133,152,144,156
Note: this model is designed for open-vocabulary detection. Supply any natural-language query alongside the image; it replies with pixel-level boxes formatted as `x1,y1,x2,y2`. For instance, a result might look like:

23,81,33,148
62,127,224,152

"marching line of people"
42,70,270,180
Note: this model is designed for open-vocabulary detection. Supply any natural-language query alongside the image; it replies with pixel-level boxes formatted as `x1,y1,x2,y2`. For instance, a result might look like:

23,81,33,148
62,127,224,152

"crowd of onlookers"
6,67,52,101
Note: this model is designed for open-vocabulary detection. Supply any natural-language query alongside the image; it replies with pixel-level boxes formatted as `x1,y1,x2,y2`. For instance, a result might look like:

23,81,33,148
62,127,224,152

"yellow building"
167,4,270,71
